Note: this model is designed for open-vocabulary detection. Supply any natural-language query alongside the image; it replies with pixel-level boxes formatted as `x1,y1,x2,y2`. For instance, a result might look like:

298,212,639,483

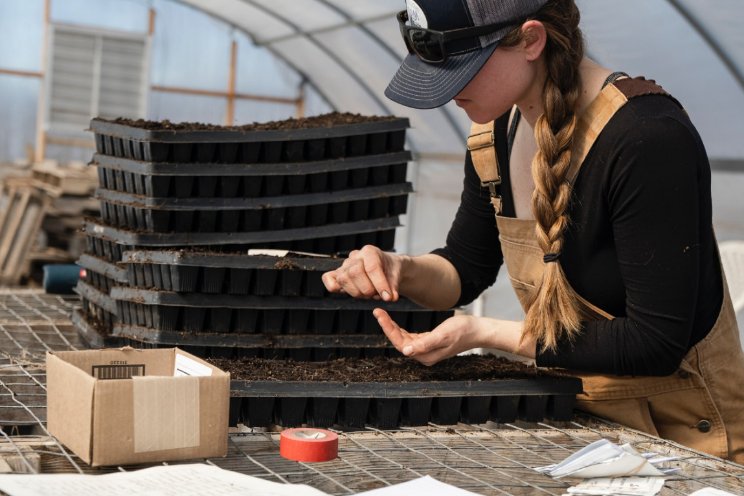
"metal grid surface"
0,290,743,495
0,292,81,430
0,292,81,360
0,422,743,495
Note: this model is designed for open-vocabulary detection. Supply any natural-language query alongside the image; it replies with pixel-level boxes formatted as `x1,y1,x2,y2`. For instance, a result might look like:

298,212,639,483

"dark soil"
108,112,399,132
209,355,566,382
273,258,299,270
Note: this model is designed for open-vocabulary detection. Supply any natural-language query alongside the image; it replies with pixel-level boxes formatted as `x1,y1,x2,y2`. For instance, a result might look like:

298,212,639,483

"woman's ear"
521,20,547,62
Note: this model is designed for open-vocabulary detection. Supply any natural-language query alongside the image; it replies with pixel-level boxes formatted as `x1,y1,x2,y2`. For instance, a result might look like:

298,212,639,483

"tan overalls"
467,78,744,463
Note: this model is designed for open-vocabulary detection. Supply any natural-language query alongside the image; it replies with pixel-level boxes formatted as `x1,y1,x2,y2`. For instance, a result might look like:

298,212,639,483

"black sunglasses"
397,10,525,64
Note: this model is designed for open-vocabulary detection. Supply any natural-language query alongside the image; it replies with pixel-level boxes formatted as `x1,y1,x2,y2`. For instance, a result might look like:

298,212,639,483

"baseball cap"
385,0,549,109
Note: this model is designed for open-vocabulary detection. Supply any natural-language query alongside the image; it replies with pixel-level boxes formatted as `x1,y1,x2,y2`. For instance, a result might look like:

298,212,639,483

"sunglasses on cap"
396,10,526,64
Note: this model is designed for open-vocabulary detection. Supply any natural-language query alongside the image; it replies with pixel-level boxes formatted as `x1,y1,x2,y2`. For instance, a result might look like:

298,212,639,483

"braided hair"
500,0,586,351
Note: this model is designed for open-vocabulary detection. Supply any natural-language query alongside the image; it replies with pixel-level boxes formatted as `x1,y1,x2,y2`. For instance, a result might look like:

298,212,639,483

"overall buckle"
467,130,495,151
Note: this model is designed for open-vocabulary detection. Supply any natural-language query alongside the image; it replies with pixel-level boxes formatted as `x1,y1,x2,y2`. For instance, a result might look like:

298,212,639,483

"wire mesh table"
0,291,743,496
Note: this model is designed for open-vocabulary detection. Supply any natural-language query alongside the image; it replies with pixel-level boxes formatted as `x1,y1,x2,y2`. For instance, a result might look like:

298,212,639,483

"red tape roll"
280,428,339,462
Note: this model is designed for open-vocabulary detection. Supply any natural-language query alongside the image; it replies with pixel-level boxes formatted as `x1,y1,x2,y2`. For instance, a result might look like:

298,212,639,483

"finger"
321,271,342,292
373,308,412,353
361,251,395,301
345,261,379,298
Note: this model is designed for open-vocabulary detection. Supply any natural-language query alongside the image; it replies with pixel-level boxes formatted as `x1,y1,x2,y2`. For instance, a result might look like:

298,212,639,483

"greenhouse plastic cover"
179,0,744,161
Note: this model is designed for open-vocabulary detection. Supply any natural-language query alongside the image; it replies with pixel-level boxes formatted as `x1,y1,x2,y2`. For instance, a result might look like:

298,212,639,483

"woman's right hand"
322,245,406,302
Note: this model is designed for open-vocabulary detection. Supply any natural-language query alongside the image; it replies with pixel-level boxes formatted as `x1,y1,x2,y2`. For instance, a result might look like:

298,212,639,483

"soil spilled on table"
209,355,567,382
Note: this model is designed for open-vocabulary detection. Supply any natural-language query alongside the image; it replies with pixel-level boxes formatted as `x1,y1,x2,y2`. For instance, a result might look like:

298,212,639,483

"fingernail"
381,290,390,301
402,345,413,356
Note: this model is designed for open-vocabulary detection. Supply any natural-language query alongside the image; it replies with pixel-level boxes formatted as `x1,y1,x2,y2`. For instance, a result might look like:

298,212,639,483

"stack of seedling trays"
73,251,130,348
88,113,411,252
112,250,452,360
73,112,416,350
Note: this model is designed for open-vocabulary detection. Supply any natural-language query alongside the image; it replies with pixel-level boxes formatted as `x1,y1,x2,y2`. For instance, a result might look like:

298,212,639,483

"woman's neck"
516,57,613,129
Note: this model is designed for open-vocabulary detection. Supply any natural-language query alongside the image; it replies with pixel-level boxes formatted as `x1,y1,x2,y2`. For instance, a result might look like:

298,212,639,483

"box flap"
46,352,95,464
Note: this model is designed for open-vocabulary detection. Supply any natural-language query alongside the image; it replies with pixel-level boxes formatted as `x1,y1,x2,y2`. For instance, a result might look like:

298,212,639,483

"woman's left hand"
373,309,486,366
373,308,536,366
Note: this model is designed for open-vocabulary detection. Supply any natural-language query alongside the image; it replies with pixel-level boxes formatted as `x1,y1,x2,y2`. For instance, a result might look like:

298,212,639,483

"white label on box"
174,353,212,377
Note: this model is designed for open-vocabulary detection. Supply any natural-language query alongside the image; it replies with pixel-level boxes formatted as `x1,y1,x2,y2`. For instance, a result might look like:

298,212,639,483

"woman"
322,0,744,462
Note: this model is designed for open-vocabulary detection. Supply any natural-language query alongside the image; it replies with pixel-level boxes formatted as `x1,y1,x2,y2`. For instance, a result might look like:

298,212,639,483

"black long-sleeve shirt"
432,94,723,376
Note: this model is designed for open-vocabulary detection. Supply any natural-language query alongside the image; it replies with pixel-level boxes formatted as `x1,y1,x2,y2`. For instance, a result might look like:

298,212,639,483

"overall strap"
467,121,503,214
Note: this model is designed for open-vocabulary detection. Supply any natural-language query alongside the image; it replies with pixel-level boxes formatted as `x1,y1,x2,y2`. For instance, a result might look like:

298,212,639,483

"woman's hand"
322,245,405,302
373,308,535,366
373,309,485,366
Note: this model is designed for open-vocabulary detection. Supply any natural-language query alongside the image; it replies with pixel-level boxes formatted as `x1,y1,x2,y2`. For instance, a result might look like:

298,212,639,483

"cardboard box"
46,347,230,467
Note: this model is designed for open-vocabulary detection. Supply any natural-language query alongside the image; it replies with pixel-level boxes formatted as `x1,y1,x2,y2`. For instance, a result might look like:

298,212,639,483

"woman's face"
453,27,545,124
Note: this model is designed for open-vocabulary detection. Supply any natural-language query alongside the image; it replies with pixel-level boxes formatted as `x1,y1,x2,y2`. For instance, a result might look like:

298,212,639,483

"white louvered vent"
46,24,148,136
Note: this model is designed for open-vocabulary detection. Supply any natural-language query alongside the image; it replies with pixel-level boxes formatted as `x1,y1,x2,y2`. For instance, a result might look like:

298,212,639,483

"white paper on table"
353,475,483,495
688,489,738,496
0,463,329,496
565,476,665,496
247,249,330,258
535,439,667,478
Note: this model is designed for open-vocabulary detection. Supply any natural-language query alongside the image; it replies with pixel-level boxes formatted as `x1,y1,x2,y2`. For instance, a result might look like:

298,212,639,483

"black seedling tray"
72,308,128,349
77,253,128,293
74,280,119,343
75,280,117,316
95,183,410,233
85,229,137,264
83,218,399,253
90,116,408,164
121,251,338,296
78,297,117,337
227,378,581,428
113,325,392,347
112,324,402,361
92,152,410,198
112,293,452,335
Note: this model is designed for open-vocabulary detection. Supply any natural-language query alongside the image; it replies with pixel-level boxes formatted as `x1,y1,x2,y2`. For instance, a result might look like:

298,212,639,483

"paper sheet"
688,489,738,496
173,353,213,377
354,475,483,495
565,477,665,495
535,439,668,478
0,463,329,496
247,249,330,258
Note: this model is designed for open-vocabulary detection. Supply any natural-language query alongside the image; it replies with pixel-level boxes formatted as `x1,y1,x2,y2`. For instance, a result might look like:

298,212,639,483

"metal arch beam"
313,0,466,147
665,0,744,93
170,0,339,113
257,12,395,45
237,0,422,257
240,0,394,118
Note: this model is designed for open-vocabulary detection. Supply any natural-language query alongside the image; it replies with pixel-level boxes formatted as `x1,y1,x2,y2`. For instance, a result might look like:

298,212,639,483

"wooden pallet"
30,161,97,197
0,178,53,286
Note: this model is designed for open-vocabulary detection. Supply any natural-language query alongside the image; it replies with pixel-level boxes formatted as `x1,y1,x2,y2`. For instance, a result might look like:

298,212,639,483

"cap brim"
385,43,499,110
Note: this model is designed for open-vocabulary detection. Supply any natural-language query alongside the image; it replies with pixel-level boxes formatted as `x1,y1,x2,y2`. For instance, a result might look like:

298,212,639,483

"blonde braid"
502,0,585,351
